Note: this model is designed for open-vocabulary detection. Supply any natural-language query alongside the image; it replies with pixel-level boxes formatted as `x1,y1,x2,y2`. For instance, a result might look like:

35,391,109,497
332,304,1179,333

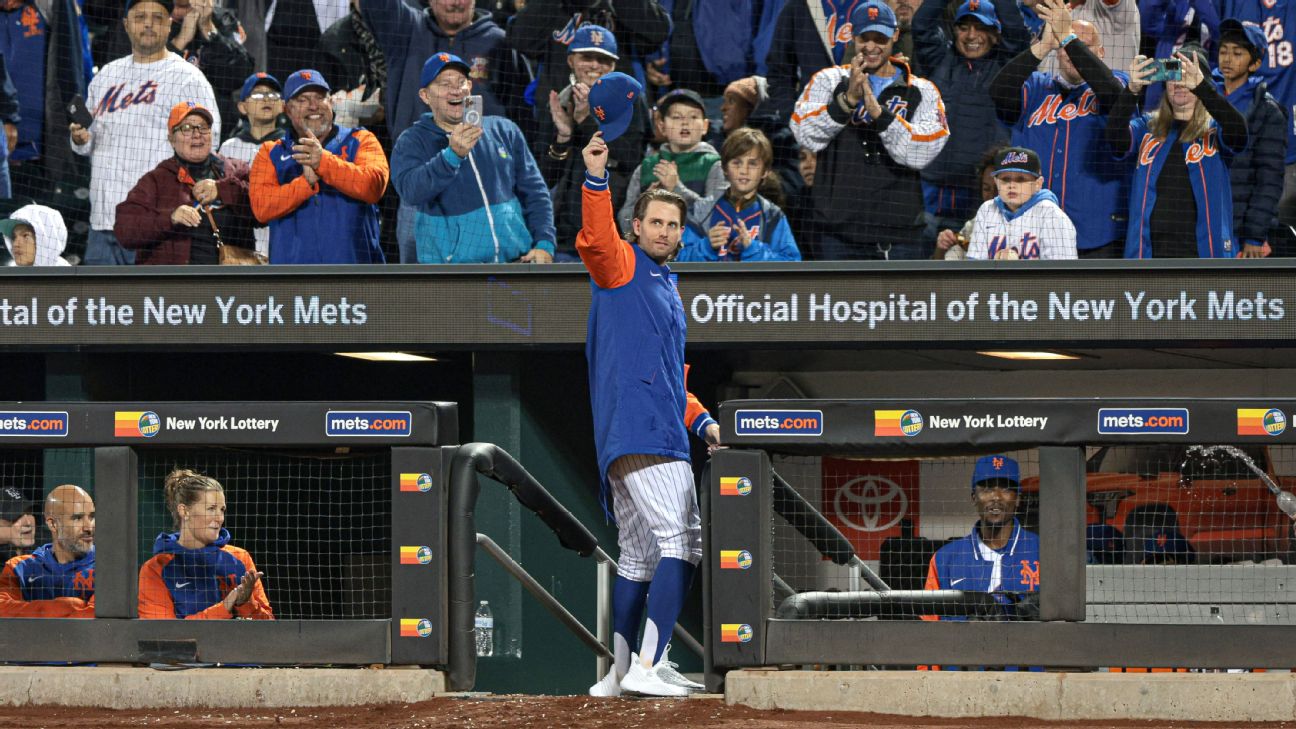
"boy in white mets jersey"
967,146,1077,260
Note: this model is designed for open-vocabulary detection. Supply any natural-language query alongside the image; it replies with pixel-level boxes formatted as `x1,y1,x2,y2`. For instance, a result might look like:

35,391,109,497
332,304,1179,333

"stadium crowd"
0,0,1293,264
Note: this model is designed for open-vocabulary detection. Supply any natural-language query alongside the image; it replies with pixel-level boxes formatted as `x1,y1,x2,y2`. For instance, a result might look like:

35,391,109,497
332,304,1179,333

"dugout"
1,260,1296,693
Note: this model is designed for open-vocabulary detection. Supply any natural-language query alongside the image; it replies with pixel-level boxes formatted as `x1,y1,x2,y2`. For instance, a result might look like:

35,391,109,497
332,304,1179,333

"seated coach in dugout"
249,69,389,264
139,469,273,620
0,485,96,618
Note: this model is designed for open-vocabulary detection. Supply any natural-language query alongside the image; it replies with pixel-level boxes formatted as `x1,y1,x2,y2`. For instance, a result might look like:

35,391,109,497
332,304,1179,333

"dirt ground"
1,695,1293,729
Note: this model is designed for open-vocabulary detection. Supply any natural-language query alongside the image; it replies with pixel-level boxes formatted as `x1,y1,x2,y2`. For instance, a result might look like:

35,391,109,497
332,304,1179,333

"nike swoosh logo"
950,578,966,586
176,582,191,588
27,575,38,583
649,272,662,277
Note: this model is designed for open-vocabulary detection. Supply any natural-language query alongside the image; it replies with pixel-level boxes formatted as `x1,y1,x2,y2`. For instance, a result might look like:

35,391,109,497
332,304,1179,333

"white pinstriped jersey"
790,64,949,170
71,53,221,231
967,193,1078,260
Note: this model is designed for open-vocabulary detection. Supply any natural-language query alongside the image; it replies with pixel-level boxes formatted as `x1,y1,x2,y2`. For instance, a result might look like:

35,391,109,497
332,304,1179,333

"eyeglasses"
173,124,212,136
246,92,282,101
665,114,704,123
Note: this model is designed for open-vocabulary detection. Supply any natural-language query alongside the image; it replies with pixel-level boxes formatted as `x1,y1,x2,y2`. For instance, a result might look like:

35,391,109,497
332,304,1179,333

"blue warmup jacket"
138,529,273,620
1012,72,1132,250
678,194,801,261
1122,116,1238,259
391,113,555,263
924,519,1039,621
7,543,94,602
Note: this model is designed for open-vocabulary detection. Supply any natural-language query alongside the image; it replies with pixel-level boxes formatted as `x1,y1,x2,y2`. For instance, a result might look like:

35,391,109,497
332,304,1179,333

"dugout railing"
0,401,457,668
705,398,1296,691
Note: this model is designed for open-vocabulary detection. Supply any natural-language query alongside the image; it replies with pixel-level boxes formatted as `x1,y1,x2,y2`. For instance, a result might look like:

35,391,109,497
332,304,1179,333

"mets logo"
589,30,605,45
1137,134,1164,166
438,53,449,62
868,6,879,20
594,105,607,121
968,0,981,10
21,6,42,38
988,233,1041,260
1184,130,1218,164
886,96,909,119
300,71,313,81
552,13,583,44
1001,150,1029,165
1019,560,1039,590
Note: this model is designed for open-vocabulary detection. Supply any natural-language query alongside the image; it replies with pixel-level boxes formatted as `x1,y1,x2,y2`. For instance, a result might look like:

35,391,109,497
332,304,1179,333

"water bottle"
474,600,494,657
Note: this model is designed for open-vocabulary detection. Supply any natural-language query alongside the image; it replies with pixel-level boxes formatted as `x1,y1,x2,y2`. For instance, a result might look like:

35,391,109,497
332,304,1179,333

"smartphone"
463,95,484,128
1146,58,1183,83
68,95,94,129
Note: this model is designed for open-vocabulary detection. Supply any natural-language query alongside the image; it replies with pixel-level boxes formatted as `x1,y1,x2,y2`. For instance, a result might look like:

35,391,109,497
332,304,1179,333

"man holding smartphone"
390,52,555,264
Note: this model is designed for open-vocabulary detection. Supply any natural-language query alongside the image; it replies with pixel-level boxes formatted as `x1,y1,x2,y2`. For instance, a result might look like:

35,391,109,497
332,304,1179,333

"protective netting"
3,0,1291,265
136,447,391,619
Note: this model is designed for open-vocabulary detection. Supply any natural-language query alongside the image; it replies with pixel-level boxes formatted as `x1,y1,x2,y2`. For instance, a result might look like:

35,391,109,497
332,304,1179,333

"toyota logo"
832,475,908,532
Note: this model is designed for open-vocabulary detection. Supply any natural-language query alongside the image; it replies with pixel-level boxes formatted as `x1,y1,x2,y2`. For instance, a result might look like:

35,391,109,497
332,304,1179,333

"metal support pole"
596,558,614,680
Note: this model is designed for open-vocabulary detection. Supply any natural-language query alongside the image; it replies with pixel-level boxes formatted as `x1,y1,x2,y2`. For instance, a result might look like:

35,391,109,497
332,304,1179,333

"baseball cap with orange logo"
971,454,1020,491
167,101,213,132
587,72,641,143
283,69,331,100
421,52,472,87
850,1,897,37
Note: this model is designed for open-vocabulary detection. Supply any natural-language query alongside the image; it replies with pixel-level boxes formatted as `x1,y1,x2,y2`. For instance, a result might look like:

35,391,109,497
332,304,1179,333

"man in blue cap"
539,26,649,257
914,0,1028,250
578,78,721,696
248,69,389,264
922,454,1040,620
391,52,555,264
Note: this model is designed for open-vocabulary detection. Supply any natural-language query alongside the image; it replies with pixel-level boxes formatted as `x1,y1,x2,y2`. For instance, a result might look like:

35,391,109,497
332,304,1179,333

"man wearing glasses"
249,69,389,264
69,0,220,265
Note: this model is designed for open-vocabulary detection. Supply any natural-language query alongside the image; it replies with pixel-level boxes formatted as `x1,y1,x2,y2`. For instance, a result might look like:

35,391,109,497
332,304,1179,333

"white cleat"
619,653,689,697
655,644,705,692
588,667,622,697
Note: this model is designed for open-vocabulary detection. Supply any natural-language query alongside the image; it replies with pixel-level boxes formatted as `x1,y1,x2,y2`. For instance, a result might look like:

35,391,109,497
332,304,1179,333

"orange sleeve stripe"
683,364,709,430
317,130,389,205
790,105,830,124
249,141,316,224
575,184,635,289
890,113,950,142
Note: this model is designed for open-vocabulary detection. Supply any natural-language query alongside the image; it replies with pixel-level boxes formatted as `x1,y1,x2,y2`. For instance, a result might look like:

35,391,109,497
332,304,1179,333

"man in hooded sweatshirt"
0,485,95,618
392,53,554,264
1,204,72,266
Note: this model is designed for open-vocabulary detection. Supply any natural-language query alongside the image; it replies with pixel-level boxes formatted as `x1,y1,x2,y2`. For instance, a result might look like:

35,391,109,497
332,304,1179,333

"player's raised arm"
576,133,636,289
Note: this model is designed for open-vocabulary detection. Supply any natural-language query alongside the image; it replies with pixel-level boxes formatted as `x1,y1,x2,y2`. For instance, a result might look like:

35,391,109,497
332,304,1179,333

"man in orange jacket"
0,484,95,618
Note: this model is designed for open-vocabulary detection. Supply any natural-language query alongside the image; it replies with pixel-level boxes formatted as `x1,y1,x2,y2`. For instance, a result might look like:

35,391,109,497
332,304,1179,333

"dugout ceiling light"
977,350,1083,361
335,352,439,363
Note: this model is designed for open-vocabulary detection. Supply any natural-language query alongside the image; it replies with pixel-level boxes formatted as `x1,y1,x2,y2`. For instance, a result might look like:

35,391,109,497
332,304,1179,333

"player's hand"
449,123,483,158
69,123,90,146
291,129,323,170
936,229,959,251
4,123,15,154
548,90,575,141
1240,242,1270,258
707,222,731,252
191,179,219,205
1128,55,1154,94
572,82,592,124
1177,50,1204,89
704,422,724,455
583,131,608,177
653,160,679,191
846,53,869,106
646,58,672,87
171,205,202,227
519,247,553,263
222,570,263,614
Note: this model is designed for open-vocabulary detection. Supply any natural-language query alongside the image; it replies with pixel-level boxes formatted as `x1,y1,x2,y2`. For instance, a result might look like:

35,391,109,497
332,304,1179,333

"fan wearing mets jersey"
577,76,721,698
138,469,272,620
967,146,1077,259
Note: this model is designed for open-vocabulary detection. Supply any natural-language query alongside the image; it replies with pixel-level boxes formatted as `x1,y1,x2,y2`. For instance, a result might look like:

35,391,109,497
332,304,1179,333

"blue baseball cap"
283,69,330,100
239,72,282,101
568,24,619,61
971,455,1020,490
955,0,1000,31
421,52,472,87
588,72,642,143
1220,18,1268,62
850,1,897,37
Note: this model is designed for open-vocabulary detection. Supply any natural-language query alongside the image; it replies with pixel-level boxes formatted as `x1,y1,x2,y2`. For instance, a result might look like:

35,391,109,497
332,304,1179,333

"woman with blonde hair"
138,469,273,620
1105,44,1248,258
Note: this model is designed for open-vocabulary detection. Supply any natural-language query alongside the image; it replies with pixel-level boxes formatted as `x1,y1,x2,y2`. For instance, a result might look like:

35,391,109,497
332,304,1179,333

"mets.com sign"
0,265,1291,347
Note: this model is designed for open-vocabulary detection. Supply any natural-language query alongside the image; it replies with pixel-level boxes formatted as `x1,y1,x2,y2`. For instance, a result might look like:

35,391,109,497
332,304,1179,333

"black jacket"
1225,78,1288,245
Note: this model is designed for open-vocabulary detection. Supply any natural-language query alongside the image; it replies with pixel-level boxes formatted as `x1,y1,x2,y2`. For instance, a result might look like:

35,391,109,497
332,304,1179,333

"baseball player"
69,0,221,266
578,72,720,698
0,485,96,618
989,0,1130,257
966,146,1077,259
923,455,1040,621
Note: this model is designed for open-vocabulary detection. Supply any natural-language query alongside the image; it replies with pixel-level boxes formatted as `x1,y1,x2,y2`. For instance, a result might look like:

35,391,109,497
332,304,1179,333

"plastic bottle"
475,600,494,657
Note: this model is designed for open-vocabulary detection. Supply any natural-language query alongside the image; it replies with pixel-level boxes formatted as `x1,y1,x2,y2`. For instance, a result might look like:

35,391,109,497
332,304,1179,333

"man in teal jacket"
391,53,555,264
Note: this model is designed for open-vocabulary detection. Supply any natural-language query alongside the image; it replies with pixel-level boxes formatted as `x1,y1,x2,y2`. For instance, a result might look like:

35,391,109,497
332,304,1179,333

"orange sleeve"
919,554,941,622
249,140,317,224
575,183,635,289
316,129,389,205
137,554,180,619
683,363,711,431
0,557,92,618
231,549,274,620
